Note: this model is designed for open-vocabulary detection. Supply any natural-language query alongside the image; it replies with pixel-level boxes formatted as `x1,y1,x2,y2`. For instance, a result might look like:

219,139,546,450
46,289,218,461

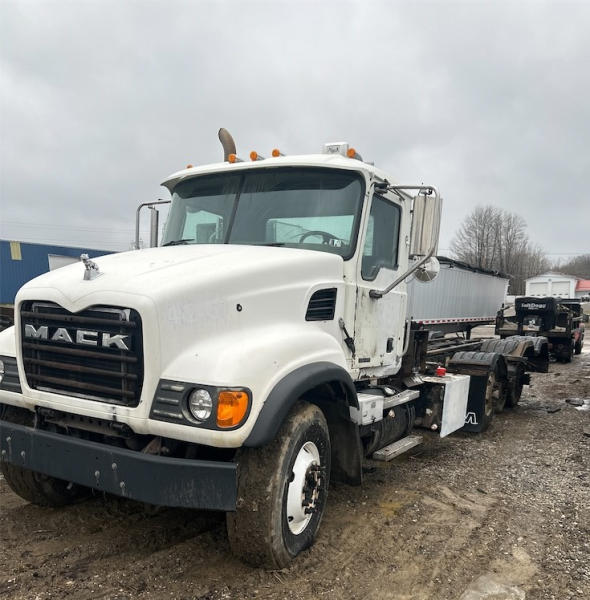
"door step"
372,434,423,462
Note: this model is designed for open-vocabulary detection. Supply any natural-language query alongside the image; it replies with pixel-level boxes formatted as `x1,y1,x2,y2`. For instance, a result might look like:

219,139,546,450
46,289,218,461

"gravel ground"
1,337,589,600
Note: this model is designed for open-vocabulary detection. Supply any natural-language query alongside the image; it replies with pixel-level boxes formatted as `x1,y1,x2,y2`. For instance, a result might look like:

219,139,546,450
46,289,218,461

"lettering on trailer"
520,302,549,310
24,324,130,351
465,412,478,425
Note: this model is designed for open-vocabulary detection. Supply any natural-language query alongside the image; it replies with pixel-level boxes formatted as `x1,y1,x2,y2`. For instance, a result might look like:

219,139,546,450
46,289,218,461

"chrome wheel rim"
286,441,321,535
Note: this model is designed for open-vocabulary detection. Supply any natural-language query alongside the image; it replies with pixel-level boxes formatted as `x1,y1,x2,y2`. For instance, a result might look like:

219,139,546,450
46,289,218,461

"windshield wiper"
256,242,286,247
162,239,194,246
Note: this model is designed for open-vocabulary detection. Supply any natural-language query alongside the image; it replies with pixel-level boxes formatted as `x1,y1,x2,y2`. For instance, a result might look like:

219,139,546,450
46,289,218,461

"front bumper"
0,420,237,511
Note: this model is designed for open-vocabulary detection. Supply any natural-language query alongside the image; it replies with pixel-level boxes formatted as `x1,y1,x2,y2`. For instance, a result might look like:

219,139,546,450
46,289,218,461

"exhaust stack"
218,128,237,162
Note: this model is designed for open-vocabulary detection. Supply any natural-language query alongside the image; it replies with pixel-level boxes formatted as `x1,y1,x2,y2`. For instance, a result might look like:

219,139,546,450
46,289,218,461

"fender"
447,350,507,380
244,361,358,448
0,325,16,356
480,335,550,373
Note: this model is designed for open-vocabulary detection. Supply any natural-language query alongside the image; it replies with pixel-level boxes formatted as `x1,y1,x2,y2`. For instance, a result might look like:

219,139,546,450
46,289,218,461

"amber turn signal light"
217,390,249,428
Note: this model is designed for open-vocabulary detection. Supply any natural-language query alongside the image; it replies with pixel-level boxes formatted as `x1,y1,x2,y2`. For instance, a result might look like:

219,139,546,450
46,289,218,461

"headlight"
0,359,4,385
188,388,213,421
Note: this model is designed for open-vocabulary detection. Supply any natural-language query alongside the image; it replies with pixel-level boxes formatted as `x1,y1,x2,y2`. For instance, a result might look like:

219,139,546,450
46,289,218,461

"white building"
525,271,589,299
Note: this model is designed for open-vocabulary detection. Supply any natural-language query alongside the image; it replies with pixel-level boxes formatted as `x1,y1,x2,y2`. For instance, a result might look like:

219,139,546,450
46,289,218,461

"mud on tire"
226,401,330,569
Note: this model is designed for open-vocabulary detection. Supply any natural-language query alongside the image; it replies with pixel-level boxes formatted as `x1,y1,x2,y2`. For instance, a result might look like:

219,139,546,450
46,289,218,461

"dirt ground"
1,335,589,600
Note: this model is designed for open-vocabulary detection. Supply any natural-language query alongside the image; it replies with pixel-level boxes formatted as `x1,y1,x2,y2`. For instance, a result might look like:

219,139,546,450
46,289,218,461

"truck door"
353,192,407,372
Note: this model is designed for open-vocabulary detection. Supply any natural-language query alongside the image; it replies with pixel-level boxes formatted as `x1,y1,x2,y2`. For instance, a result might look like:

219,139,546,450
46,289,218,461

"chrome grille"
20,302,143,406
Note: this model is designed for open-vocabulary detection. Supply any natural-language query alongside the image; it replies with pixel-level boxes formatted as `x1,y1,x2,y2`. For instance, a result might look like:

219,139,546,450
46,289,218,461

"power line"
2,221,135,234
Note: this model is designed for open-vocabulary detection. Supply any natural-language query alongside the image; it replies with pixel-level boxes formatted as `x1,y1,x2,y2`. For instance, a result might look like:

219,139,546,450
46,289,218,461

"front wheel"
0,405,88,507
226,402,331,568
1,463,86,507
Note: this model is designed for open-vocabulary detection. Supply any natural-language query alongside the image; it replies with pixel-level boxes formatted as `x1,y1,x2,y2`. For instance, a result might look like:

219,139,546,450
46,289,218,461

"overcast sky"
1,0,589,258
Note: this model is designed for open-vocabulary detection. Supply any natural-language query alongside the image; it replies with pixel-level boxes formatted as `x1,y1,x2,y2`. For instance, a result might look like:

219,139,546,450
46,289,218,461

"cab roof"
161,153,396,192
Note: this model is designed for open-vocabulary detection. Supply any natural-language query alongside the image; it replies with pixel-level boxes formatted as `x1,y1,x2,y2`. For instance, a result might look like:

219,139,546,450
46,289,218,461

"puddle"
565,398,590,411
459,574,525,600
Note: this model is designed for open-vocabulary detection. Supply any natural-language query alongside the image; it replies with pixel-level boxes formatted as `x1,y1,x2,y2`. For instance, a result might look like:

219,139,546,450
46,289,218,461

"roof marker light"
228,153,243,163
250,151,265,161
186,164,194,169
347,147,362,160
272,148,284,157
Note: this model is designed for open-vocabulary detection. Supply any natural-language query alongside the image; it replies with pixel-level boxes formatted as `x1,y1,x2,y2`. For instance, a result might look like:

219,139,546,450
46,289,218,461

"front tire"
226,402,331,569
0,405,87,507
1,463,85,507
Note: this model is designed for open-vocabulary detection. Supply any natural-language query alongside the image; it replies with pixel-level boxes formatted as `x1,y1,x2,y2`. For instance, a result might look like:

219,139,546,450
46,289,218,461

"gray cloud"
1,0,589,256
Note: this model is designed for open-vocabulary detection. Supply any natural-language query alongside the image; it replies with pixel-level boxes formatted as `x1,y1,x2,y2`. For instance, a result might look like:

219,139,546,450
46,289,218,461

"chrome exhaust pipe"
218,128,237,161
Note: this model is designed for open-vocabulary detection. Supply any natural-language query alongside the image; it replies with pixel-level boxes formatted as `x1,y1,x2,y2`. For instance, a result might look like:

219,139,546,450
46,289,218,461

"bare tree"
450,205,549,294
553,254,590,279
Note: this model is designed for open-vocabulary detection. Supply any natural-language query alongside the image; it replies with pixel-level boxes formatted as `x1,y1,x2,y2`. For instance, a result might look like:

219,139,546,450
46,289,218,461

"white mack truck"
0,130,549,568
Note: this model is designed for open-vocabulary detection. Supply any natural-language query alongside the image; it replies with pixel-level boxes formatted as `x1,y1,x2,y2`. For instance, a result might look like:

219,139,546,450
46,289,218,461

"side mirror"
135,199,171,249
410,192,442,257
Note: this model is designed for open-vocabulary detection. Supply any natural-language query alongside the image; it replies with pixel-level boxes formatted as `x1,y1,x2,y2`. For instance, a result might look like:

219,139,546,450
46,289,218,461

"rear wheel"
505,364,525,408
489,370,507,414
226,402,330,568
555,340,573,363
480,369,504,431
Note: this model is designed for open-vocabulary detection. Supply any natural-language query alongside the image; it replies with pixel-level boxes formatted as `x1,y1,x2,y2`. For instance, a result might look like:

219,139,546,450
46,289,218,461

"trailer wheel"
226,401,330,569
0,406,88,507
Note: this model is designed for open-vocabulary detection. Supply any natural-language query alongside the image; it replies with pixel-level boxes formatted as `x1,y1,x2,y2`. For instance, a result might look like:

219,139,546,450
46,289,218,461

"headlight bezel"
150,379,252,431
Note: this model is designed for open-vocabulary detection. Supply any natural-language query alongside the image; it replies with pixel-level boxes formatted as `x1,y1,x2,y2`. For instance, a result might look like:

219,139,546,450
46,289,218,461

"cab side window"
361,195,401,280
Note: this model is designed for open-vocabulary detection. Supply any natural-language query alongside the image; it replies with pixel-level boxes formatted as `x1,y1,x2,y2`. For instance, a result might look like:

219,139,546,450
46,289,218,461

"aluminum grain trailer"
406,256,509,335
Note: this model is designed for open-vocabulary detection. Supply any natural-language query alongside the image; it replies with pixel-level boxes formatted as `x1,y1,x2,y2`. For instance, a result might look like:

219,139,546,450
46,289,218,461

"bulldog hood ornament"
80,254,102,280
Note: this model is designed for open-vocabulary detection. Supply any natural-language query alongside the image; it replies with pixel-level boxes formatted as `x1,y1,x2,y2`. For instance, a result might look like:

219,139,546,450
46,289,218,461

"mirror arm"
369,185,440,299
135,199,171,250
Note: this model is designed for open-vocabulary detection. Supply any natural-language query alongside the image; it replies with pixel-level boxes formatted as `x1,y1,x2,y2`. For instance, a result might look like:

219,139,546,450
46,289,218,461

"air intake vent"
306,288,337,321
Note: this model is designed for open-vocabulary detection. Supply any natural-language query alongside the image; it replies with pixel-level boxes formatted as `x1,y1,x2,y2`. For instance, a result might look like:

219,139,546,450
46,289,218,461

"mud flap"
460,375,489,433
447,351,507,433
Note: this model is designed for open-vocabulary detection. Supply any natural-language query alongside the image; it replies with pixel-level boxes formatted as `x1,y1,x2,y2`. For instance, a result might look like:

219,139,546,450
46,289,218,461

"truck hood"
17,245,345,307
11,244,351,447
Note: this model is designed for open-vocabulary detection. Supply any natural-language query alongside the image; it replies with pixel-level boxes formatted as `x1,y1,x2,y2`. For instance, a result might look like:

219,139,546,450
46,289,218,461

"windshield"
162,167,364,259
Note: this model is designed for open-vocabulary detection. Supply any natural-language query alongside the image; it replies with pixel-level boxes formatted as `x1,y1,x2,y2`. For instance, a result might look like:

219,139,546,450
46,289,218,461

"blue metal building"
0,240,113,305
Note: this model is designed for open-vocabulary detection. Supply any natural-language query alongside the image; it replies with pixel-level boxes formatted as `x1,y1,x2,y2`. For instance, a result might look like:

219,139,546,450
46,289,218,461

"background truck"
496,296,585,362
0,130,548,568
